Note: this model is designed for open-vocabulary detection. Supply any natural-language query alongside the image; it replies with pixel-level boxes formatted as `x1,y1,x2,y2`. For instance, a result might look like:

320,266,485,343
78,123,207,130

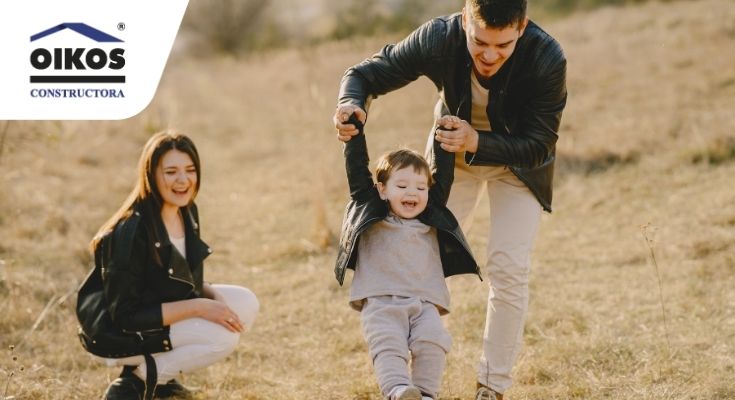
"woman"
87,131,259,400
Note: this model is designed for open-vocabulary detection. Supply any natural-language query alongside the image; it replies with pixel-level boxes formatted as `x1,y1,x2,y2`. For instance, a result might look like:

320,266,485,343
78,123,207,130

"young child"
334,115,481,400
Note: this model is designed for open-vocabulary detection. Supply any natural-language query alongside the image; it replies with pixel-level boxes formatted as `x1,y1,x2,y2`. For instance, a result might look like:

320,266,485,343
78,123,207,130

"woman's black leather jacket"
99,201,212,355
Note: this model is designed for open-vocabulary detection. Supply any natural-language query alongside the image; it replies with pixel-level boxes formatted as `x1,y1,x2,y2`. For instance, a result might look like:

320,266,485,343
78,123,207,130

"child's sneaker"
475,384,503,400
390,385,422,400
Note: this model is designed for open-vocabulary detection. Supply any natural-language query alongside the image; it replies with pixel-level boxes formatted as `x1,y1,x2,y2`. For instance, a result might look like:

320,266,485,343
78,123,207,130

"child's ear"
376,182,387,200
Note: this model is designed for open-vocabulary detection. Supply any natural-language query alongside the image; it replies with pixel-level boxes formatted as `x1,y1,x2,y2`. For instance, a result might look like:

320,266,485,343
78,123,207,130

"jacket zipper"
167,274,195,291
122,327,164,335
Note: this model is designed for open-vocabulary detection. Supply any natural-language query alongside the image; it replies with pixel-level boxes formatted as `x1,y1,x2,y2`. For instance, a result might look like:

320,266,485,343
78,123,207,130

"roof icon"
31,23,123,43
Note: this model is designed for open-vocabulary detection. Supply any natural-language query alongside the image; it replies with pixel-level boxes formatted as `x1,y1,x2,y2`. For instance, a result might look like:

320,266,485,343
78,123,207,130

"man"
332,0,566,398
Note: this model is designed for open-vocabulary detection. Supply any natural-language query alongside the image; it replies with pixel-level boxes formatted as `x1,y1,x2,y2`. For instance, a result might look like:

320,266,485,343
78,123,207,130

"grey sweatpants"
361,295,452,399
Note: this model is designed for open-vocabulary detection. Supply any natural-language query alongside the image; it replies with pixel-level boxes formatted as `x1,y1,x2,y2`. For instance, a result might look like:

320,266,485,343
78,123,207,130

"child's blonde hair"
375,148,433,186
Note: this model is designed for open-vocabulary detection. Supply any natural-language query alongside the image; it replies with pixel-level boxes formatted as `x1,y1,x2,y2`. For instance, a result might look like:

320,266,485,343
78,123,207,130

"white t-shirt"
170,235,186,257
470,70,492,131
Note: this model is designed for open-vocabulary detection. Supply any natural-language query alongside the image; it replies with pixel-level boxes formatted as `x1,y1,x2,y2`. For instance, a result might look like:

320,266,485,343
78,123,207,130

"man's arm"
334,17,450,143
467,54,567,169
432,42,567,168
337,18,447,114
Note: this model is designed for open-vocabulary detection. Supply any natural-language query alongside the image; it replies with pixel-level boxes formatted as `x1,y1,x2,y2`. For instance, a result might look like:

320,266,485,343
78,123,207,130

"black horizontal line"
30,75,126,83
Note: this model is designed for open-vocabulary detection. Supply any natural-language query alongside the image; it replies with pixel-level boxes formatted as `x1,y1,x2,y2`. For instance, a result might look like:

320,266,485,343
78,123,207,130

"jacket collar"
146,204,208,254
135,202,212,289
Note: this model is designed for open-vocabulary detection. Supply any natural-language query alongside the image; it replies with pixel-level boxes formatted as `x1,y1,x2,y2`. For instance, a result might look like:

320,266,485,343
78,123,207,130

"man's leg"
478,172,542,394
446,161,486,232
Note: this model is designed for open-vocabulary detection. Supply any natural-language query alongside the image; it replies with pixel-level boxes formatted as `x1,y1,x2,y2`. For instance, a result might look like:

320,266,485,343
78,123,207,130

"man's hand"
333,105,367,142
435,115,479,153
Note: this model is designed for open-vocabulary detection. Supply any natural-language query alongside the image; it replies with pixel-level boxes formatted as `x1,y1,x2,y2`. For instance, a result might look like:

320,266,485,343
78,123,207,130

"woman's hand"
162,297,244,333
195,298,244,333
434,116,479,153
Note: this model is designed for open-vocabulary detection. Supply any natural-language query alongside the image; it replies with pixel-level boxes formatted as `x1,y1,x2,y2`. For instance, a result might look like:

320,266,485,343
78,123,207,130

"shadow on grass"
557,150,640,177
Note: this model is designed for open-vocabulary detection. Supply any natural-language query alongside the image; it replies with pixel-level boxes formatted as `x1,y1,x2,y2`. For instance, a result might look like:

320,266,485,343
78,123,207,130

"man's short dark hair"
466,0,527,29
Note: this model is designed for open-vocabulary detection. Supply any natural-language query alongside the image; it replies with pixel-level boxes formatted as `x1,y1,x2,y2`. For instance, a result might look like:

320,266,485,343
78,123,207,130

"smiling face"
463,8,527,79
154,149,198,213
377,166,430,219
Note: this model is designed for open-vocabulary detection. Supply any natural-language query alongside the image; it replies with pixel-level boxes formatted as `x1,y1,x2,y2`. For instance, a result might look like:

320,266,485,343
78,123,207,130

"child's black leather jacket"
334,118,481,285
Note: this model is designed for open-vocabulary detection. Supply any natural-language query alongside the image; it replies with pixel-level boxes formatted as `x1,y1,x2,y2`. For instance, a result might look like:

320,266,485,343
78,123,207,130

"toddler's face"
377,166,429,219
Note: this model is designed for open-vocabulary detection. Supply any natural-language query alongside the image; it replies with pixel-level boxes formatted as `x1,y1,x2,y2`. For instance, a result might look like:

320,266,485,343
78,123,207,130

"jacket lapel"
149,206,211,294
183,206,212,268
167,245,195,288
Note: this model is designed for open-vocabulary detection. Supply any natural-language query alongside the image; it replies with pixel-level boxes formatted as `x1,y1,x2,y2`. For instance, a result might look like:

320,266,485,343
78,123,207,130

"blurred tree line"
181,0,654,56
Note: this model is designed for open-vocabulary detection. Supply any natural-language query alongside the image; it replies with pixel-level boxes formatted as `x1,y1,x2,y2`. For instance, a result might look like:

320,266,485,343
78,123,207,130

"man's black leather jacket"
338,14,567,211
334,117,480,285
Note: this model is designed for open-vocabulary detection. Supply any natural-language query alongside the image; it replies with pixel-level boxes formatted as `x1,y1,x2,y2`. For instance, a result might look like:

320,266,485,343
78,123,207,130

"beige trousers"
448,159,542,394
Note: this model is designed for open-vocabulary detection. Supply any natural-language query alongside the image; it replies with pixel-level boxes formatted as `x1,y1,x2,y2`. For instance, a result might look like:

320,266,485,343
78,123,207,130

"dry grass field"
1,0,734,398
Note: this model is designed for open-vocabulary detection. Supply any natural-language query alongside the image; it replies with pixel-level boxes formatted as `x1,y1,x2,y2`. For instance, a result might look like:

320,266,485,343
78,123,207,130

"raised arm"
343,114,378,202
429,125,457,206
337,18,447,112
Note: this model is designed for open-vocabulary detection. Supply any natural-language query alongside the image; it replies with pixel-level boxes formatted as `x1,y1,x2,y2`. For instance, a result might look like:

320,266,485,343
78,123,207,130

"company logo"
29,23,126,85
1,0,189,120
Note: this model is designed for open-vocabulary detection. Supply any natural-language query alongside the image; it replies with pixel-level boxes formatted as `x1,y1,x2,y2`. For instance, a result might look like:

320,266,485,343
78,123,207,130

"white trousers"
103,284,259,383
447,161,542,394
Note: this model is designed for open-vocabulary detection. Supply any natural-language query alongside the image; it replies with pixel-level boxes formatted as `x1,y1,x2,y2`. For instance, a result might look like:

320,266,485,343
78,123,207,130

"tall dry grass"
1,0,734,398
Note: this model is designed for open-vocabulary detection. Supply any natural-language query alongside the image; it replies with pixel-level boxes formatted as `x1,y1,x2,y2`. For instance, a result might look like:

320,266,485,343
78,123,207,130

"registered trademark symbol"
117,22,126,31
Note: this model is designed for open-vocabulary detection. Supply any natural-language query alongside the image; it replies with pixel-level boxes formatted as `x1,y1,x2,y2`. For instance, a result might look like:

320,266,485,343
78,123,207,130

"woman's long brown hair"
89,130,201,253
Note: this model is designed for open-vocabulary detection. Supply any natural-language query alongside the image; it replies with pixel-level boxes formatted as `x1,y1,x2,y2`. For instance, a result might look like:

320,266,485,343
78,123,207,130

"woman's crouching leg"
152,316,240,382
105,285,259,383
211,284,260,330
153,285,259,382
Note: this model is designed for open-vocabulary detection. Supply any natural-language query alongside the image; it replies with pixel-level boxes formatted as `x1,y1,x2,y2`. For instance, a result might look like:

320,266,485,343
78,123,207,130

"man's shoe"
475,384,503,400
153,379,194,399
103,368,145,400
